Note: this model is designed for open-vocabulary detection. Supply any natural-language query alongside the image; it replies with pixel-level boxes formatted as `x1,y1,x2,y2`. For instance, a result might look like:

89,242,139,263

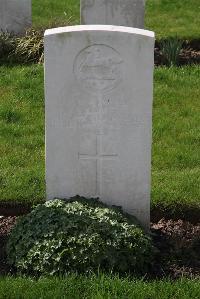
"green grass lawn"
32,0,200,39
0,66,45,203
152,66,200,211
0,65,199,214
0,275,200,299
32,0,79,28
145,0,200,39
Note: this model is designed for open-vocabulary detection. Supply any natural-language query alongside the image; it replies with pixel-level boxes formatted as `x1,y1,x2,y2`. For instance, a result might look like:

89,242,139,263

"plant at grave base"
0,31,16,61
7,197,155,276
160,37,183,66
13,29,44,64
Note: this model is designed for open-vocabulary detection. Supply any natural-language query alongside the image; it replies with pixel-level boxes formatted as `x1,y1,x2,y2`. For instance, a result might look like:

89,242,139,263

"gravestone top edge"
44,25,155,39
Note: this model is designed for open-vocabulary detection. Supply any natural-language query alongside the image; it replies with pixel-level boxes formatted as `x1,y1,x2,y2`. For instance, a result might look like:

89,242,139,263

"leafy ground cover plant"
7,197,154,276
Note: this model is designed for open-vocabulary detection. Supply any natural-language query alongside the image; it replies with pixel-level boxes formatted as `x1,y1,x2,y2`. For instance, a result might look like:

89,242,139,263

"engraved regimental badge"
74,44,123,93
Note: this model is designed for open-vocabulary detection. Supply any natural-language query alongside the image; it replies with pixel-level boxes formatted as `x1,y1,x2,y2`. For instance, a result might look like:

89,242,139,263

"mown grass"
0,275,200,299
0,66,45,204
32,0,79,28
152,66,200,211
145,0,200,39
0,65,199,213
32,0,200,39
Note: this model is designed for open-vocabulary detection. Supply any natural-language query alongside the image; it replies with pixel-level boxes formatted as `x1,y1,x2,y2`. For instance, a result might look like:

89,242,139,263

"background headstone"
44,25,154,227
0,0,31,35
81,0,145,28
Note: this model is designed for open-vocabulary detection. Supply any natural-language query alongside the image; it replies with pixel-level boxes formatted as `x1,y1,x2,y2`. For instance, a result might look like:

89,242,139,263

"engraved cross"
78,134,118,197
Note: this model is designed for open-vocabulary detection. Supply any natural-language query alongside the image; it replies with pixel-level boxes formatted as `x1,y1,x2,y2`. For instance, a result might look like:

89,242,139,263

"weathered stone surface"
44,25,154,227
81,0,145,28
0,0,31,35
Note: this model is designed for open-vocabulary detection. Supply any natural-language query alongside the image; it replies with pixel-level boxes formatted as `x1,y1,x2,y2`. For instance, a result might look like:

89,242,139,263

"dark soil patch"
151,205,200,225
0,202,32,217
0,216,199,279
151,219,200,279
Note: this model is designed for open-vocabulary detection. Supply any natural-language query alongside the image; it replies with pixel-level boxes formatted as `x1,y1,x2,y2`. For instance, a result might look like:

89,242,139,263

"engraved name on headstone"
81,0,145,28
0,0,31,35
44,25,154,227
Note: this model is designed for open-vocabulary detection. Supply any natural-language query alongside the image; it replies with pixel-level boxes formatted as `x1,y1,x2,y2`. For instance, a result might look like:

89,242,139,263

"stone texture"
81,0,145,28
44,25,154,227
0,0,31,35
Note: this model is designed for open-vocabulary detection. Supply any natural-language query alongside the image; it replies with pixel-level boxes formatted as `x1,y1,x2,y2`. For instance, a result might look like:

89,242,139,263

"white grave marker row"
81,0,145,28
0,0,31,35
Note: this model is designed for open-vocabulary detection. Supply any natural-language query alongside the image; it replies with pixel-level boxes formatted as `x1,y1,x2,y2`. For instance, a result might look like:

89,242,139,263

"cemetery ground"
0,66,199,220
0,0,200,297
0,65,200,289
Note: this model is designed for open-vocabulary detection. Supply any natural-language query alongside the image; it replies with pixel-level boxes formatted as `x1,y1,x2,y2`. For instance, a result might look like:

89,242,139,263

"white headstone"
81,0,145,28
44,25,154,227
0,0,31,35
